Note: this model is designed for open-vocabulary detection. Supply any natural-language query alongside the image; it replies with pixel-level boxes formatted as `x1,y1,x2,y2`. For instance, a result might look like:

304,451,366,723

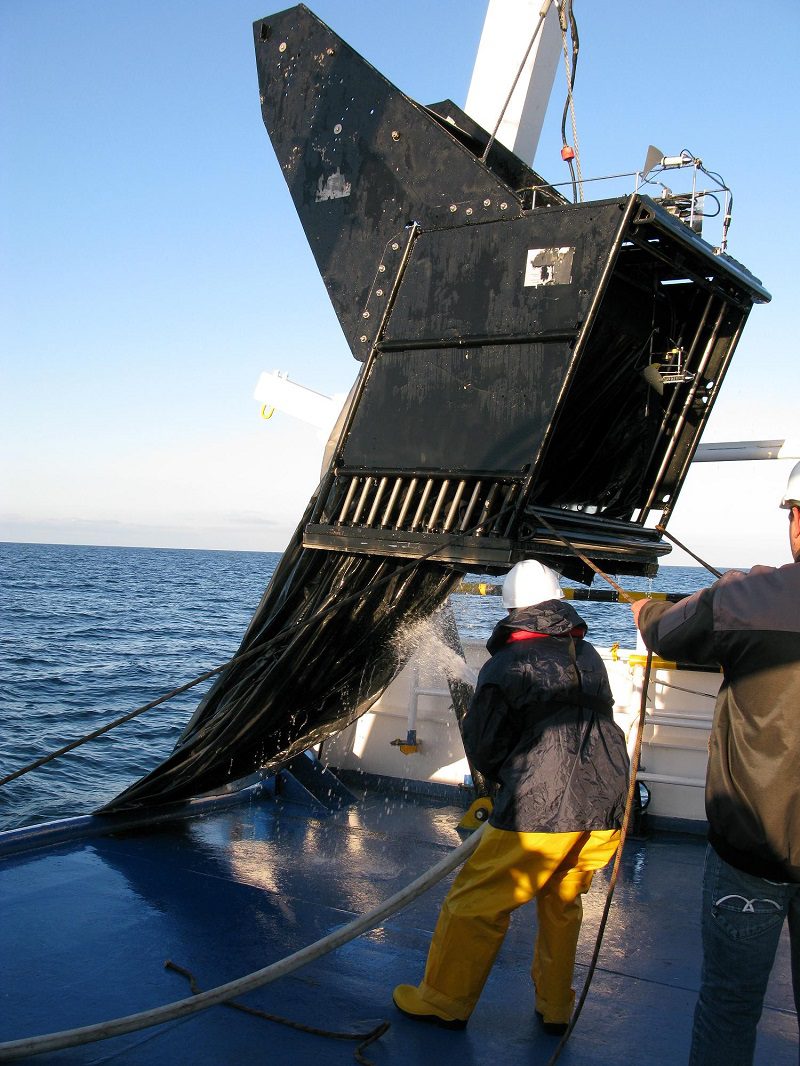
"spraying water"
393,612,480,689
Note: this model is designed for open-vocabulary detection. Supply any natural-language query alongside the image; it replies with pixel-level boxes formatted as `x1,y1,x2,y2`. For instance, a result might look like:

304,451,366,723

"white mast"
464,0,562,166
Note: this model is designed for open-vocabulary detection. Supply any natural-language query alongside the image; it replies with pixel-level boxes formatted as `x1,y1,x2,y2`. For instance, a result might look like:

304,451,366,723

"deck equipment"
101,5,769,812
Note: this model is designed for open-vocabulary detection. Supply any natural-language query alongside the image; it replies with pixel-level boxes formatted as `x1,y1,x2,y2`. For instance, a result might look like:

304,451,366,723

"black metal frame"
254,6,769,579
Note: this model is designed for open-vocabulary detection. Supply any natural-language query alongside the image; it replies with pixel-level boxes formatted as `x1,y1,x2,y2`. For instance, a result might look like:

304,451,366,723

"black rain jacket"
462,600,629,833
638,561,800,883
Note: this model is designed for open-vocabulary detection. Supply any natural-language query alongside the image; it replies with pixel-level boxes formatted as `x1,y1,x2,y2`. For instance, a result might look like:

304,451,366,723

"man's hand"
630,597,650,629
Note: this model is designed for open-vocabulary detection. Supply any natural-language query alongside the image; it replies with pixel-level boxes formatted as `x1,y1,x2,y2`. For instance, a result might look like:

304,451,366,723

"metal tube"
380,477,404,527
636,771,705,788
337,477,360,524
645,713,713,731
644,299,726,514
406,661,420,738
694,439,792,462
476,482,500,534
410,479,435,530
460,481,483,531
500,483,518,536
351,477,374,525
395,478,419,529
443,480,467,532
427,479,451,531
366,477,388,526
635,291,716,521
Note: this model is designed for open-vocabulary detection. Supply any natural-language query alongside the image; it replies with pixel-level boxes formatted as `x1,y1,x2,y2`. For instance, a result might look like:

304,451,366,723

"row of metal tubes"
332,475,511,534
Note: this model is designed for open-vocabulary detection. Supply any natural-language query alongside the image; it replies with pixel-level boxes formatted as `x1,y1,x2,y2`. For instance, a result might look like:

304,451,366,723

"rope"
655,525,723,578
546,651,653,1065
1,501,519,791
525,509,635,602
531,515,721,1057
651,677,717,700
516,509,669,1058
0,823,486,1061
0,657,242,789
164,962,389,1066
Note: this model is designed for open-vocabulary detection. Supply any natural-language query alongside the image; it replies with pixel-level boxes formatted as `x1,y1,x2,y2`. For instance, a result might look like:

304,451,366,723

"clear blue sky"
2,1,798,569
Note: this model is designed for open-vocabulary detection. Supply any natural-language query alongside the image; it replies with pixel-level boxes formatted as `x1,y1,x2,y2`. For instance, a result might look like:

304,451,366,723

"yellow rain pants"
416,824,620,1024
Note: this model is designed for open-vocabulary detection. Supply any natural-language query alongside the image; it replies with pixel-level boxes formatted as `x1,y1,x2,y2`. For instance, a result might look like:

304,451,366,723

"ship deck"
1,783,796,1065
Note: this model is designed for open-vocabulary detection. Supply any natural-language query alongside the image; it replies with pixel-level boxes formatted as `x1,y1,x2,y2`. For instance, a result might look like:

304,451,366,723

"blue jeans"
689,845,800,1065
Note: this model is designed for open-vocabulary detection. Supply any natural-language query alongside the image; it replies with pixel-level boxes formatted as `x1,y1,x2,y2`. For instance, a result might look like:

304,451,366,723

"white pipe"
0,825,486,1060
694,439,799,462
406,661,420,737
637,771,705,788
253,370,342,432
646,714,712,731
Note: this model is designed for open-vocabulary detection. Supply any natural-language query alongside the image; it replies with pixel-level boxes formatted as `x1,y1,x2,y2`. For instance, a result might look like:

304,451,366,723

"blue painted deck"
1,785,796,1065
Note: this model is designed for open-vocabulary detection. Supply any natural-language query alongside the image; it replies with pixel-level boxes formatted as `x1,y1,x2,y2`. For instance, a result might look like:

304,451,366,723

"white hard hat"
502,559,564,609
780,460,800,508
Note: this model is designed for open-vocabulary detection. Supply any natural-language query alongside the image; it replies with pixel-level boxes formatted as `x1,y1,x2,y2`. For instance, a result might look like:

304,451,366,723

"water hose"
0,823,485,1061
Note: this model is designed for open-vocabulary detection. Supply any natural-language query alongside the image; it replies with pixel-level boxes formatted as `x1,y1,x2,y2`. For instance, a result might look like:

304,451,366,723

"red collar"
507,627,584,643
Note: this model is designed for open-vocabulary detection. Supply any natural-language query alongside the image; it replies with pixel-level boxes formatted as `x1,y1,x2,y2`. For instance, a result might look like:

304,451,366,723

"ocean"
0,542,715,832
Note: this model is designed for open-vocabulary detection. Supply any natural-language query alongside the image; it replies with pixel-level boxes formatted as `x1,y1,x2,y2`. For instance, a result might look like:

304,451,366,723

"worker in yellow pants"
395,826,620,1027
393,560,629,1034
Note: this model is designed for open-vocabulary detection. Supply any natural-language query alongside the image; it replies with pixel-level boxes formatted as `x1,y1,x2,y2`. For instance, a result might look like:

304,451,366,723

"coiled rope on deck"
0,823,486,1061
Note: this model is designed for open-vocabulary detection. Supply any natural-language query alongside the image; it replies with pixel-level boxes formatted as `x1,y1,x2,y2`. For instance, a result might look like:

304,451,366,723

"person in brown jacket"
632,461,800,1066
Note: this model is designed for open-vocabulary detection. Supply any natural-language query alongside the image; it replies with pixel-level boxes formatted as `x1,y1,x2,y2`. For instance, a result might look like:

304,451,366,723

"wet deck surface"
1,787,796,1065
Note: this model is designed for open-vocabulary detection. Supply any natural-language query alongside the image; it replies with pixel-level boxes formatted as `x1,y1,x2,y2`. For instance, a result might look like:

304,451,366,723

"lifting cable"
0,823,486,1061
558,0,583,201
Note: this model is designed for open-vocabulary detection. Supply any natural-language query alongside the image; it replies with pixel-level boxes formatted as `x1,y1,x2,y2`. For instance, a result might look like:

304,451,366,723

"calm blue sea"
0,542,714,831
